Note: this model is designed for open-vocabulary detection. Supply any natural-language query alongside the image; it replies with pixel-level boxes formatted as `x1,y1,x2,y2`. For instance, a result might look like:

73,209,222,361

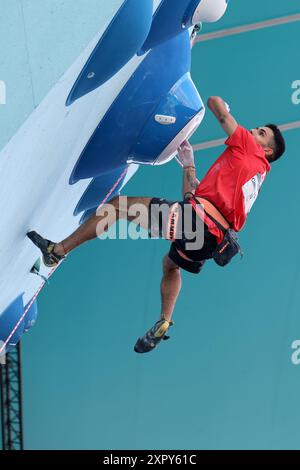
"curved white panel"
192,0,228,24
154,107,205,165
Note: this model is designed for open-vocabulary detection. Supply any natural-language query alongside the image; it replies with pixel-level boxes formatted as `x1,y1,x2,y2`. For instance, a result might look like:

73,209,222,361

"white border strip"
195,13,300,43
193,120,300,151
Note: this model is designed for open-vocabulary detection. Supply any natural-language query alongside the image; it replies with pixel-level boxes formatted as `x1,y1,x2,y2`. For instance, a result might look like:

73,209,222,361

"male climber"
27,96,286,353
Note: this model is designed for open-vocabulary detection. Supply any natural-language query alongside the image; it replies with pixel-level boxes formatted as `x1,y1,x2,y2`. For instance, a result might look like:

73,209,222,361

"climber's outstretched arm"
207,96,238,137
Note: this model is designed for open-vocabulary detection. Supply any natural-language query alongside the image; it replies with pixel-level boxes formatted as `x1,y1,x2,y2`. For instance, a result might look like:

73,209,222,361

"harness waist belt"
192,197,230,231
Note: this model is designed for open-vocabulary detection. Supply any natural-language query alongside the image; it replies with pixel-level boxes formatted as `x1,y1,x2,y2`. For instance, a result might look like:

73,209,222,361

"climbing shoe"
27,231,65,268
134,318,173,354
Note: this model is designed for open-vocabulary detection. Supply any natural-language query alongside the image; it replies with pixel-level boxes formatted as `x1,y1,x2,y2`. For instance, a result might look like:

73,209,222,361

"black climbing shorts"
148,197,218,274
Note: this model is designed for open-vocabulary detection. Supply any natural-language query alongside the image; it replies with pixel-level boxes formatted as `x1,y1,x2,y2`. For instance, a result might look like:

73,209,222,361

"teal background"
1,0,300,450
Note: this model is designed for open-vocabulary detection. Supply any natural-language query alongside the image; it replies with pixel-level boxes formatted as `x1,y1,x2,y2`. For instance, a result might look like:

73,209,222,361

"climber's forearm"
182,166,200,198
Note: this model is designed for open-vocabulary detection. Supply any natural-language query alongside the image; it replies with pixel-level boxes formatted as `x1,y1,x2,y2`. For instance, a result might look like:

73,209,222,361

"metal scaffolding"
0,343,24,450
